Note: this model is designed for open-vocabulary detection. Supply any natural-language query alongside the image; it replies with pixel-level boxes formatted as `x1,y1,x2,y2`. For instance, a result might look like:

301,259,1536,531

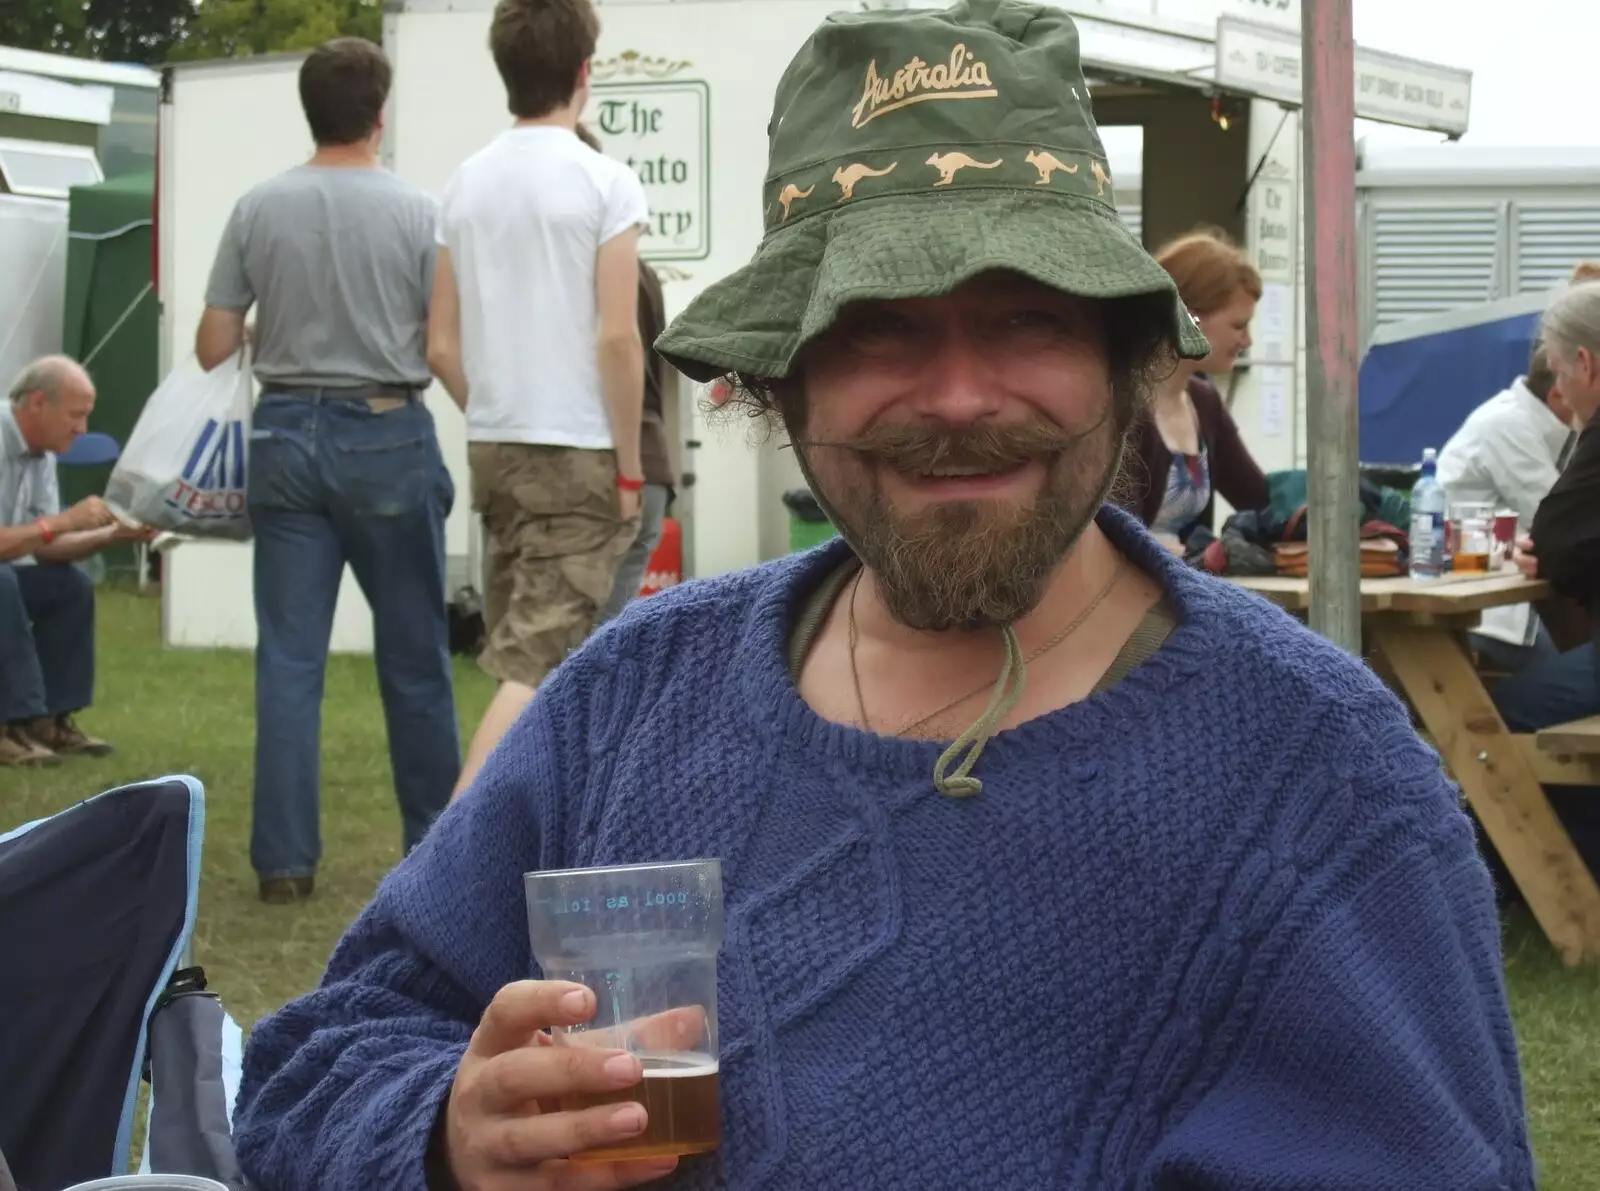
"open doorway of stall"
1091,88,1251,253
1101,125,1145,246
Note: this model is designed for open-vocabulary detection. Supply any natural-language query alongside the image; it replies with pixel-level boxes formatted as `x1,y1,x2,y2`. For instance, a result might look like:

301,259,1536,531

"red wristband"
36,519,55,545
617,474,645,493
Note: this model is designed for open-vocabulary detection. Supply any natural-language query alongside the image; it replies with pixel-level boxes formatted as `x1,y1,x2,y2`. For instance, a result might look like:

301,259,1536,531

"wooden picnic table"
1232,571,1600,966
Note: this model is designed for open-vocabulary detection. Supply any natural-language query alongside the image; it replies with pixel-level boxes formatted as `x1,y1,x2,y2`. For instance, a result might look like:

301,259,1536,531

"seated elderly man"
1498,282,1600,878
1503,282,1600,734
1,357,151,766
231,3,1534,1189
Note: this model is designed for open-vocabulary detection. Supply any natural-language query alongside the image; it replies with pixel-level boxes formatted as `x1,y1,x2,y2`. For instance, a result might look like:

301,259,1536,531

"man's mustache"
793,415,1106,473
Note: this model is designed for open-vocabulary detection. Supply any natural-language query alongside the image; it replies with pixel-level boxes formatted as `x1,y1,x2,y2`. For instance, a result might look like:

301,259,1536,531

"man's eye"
1007,309,1066,330
846,313,917,345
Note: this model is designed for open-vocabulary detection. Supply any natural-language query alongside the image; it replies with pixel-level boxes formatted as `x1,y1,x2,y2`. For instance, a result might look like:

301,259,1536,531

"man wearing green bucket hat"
232,3,1532,1188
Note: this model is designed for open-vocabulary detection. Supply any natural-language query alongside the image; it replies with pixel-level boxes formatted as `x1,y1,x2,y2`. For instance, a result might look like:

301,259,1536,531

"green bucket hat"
655,0,1213,383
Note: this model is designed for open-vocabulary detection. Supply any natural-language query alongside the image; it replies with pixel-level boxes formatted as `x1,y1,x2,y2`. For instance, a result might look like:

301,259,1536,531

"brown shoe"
259,876,315,904
27,715,114,757
0,725,61,768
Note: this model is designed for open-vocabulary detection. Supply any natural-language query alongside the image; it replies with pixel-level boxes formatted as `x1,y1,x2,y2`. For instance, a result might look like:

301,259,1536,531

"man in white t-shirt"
1439,340,1577,673
428,0,648,794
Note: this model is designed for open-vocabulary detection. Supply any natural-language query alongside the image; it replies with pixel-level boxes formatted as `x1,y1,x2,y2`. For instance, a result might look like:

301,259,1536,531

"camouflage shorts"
469,442,639,689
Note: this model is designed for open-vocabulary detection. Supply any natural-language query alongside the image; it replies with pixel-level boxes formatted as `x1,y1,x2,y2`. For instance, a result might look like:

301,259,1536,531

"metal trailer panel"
1355,146,1600,350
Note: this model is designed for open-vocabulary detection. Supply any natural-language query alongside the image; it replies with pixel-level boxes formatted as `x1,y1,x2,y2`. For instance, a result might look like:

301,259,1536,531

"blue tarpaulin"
1358,291,1552,467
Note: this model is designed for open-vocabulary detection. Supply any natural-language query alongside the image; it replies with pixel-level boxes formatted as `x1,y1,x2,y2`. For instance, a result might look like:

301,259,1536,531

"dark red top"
1117,375,1270,531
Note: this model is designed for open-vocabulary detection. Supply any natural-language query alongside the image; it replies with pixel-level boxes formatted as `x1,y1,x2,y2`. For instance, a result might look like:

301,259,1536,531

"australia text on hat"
851,44,997,129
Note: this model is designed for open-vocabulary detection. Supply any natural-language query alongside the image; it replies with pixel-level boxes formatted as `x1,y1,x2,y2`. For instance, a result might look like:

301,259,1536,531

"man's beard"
793,407,1127,632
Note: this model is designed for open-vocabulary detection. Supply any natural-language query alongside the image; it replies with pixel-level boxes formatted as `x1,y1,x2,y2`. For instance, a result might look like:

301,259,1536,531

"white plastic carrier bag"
104,351,254,541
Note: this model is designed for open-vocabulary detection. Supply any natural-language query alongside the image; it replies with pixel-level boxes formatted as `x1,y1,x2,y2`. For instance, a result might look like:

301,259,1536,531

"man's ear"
1568,347,1593,388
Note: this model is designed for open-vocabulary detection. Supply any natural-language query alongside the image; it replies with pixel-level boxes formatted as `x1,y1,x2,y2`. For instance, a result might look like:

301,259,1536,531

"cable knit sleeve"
231,658,598,1191
1137,716,1534,1191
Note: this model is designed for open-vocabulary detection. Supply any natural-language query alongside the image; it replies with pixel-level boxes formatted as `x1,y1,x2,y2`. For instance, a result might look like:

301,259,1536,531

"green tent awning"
61,170,158,572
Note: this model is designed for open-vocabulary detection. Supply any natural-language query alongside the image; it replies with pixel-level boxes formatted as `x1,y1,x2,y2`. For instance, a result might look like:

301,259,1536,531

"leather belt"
259,383,425,412
260,382,424,400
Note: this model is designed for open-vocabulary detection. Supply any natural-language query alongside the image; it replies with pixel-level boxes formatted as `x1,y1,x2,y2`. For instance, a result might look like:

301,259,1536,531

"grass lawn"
8,587,1599,1185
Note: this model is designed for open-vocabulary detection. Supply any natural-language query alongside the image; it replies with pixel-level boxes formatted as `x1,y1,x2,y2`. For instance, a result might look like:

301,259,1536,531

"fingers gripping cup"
525,859,724,1162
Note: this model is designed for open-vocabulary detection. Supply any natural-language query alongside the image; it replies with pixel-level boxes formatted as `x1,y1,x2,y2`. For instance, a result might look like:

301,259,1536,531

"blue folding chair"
57,433,123,469
0,777,245,1191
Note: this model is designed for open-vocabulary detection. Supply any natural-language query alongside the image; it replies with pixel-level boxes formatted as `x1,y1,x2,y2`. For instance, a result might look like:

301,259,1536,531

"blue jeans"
0,562,95,722
598,483,670,623
248,393,460,880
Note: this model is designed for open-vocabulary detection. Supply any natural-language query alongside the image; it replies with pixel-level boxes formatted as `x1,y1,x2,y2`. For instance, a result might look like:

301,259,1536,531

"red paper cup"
1492,512,1518,570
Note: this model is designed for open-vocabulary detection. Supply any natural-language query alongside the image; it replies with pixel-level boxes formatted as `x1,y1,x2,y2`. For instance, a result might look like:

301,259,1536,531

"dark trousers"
1492,643,1598,732
247,393,461,880
0,561,95,723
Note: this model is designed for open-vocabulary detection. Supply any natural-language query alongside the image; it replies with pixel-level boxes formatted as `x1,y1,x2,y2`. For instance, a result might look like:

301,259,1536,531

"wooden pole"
1301,0,1362,653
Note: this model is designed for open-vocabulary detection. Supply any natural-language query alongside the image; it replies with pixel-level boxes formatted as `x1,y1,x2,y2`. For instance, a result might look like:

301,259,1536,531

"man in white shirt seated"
1439,341,1577,673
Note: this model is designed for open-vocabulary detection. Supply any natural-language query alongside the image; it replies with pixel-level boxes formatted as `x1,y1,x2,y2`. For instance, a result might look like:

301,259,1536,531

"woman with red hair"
1121,227,1270,547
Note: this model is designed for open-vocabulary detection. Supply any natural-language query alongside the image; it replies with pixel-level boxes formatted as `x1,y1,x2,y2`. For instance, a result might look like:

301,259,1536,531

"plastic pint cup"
62,1179,230,1190
524,859,724,1161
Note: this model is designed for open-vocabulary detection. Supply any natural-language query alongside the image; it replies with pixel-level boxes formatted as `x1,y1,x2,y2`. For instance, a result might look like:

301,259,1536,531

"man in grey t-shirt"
195,37,459,904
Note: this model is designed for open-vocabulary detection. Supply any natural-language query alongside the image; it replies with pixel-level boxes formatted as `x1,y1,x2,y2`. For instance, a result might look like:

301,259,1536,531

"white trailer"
0,45,160,178
1,46,155,403
155,0,1476,652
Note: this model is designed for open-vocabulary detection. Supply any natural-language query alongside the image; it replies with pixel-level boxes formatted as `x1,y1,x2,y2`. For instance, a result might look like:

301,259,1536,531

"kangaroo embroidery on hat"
1024,150,1077,184
832,161,898,201
1091,159,1112,196
926,151,1001,186
851,43,997,129
777,182,815,221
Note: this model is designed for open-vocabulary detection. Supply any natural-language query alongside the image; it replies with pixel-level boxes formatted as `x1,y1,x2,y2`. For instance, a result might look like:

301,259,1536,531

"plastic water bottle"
1408,448,1446,579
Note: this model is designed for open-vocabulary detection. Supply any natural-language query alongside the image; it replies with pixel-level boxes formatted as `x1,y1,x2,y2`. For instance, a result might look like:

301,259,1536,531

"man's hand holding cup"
440,980,679,1191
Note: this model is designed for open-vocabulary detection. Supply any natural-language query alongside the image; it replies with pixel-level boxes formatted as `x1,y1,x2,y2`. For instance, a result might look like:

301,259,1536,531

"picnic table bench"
1232,571,1600,967
1537,716,1600,758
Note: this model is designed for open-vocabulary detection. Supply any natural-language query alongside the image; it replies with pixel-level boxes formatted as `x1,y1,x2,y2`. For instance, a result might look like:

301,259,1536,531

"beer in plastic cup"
524,859,723,1162
1449,502,1495,572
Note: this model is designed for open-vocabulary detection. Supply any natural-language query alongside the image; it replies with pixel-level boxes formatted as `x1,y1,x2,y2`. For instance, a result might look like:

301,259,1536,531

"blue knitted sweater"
233,508,1533,1191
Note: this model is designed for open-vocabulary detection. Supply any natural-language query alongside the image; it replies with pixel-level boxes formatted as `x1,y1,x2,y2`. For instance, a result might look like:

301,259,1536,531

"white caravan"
1,46,156,407
156,0,1474,651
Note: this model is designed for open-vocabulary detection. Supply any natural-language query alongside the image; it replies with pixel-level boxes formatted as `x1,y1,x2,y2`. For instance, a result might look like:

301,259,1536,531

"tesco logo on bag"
167,417,248,519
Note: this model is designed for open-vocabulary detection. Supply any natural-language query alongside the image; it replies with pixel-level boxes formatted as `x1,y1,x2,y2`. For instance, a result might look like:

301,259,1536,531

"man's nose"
907,336,1002,425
